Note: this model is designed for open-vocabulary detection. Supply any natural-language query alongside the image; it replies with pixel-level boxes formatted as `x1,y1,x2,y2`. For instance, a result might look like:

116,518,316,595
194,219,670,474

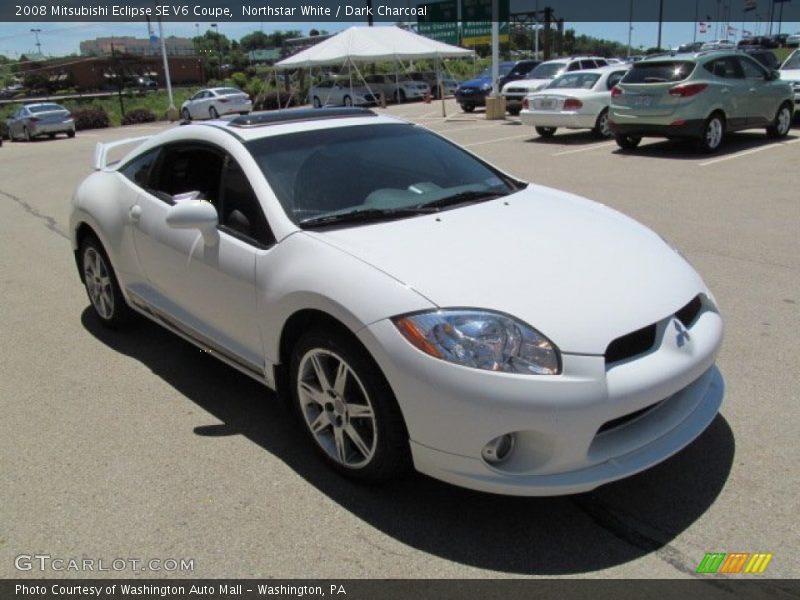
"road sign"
417,1,459,46
461,0,509,45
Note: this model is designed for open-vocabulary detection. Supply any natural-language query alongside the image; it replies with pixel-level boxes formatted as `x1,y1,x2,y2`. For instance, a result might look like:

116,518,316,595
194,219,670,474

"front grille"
675,295,702,328
605,324,657,364
506,87,526,94
597,401,661,434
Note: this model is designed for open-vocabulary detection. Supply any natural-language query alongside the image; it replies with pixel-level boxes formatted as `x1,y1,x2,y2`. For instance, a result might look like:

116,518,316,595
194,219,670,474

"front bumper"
358,296,723,496
520,110,597,130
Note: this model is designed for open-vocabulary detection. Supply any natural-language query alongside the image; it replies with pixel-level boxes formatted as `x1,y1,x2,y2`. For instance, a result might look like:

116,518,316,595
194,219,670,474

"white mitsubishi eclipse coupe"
70,107,724,496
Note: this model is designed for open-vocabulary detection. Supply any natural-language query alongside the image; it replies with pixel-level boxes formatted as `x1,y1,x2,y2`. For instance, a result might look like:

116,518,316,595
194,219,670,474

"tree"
240,31,270,51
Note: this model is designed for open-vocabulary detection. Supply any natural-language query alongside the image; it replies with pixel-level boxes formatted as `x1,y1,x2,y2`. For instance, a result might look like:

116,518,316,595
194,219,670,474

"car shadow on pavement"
82,308,734,576
612,131,798,160
525,130,610,146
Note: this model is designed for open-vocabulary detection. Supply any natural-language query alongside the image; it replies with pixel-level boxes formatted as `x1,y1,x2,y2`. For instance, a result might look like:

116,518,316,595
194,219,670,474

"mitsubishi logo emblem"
674,320,691,347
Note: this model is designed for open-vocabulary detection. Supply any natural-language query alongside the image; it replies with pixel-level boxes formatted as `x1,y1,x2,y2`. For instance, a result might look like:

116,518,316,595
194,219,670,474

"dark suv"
455,59,541,112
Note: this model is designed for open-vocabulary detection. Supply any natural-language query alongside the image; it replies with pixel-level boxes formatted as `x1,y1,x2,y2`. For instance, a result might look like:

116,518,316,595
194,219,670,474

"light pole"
627,0,634,57
656,0,664,50
30,28,42,56
210,23,223,80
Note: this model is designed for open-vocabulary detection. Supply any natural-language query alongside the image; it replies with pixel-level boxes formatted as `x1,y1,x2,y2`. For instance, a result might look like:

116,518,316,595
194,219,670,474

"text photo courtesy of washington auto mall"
1,0,799,598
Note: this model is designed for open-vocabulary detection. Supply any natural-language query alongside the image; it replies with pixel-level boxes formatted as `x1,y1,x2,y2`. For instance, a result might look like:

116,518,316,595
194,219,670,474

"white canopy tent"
274,26,474,69
273,26,474,115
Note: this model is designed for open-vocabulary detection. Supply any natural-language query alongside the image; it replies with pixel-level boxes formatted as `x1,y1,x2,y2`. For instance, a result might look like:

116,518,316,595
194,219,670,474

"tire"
343,95,353,107
67,130,75,138
697,112,725,153
461,104,475,113
313,96,322,108
80,235,134,329
289,328,411,483
181,108,191,121
507,106,522,116
766,102,793,139
593,108,613,138
535,126,557,137
23,127,31,142
208,106,219,119
615,134,642,149
48,133,56,139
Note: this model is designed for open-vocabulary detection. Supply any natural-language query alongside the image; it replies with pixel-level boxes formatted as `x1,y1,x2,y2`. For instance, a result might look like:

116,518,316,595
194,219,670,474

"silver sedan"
6,103,76,141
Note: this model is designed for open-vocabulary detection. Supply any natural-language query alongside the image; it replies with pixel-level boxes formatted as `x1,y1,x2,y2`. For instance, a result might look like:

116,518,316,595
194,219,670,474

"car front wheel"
461,104,475,113
80,236,133,328
615,134,642,149
766,103,793,139
698,113,725,153
535,126,557,137
209,106,219,119
182,108,191,121
290,328,410,483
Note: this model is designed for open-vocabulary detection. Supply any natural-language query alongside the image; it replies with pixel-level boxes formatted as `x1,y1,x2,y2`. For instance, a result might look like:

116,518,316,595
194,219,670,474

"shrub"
121,108,156,125
72,108,110,130
230,71,249,89
253,91,299,111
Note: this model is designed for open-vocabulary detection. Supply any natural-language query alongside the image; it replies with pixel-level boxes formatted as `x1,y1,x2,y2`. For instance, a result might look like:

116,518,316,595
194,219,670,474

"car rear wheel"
343,95,353,106
181,108,191,121
535,126,557,137
67,130,75,138
593,109,613,138
507,106,522,116
313,96,322,108
290,328,411,483
209,106,219,119
698,113,725,153
48,133,56,139
80,236,134,328
615,134,642,149
23,127,31,142
766,103,793,139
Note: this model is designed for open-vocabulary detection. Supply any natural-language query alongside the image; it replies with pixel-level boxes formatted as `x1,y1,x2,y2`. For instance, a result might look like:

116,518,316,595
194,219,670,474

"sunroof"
226,107,377,128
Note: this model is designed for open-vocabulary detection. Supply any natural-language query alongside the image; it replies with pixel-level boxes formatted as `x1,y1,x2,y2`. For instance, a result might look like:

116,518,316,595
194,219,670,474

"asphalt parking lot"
1,99,798,579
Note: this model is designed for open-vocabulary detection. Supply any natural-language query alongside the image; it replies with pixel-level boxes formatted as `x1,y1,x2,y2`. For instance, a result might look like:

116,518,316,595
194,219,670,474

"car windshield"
217,88,244,96
623,61,696,83
528,62,566,79
28,103,66,113
479,64,513,78
782,52,800,69
547,73,601,90
246,123,521,227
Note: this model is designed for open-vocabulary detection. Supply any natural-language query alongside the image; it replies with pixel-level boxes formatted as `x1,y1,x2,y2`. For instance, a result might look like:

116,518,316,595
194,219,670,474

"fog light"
481,433,516,464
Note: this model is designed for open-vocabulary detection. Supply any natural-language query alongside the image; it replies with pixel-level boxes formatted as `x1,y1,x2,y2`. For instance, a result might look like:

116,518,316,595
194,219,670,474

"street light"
210,23,223,80
30,28,42,56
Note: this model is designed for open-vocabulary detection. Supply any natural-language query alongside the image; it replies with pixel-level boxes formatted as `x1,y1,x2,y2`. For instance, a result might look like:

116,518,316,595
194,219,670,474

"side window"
705,57,744,79
739,57,767,79
150,145,225,203
120,148,160,188
567,62,581,71
607,70,627,89
595,59,608,67
579,60,596,69
218,157,274,247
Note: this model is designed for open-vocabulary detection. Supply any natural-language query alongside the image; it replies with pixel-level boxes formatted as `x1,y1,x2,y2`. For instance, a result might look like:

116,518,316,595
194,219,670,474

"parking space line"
462,133,533,147
698,138,800,166
552,142,617,156
425,123,501,135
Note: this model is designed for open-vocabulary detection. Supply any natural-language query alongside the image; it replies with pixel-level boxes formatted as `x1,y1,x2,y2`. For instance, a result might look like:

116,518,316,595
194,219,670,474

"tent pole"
348,58,353,102
437,55,446,118
275,68,281,111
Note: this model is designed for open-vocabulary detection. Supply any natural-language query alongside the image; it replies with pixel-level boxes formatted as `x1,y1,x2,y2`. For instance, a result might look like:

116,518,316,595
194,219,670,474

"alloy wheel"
83,246,115,320
705,117,723,150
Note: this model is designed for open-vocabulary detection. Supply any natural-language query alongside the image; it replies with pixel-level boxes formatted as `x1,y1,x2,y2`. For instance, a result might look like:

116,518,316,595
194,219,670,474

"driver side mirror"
165,200,219,246
768,70,780,81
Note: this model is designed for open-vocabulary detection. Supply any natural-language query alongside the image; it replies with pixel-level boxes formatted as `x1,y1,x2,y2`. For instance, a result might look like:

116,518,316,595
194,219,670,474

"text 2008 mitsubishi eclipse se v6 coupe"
70,108,723,496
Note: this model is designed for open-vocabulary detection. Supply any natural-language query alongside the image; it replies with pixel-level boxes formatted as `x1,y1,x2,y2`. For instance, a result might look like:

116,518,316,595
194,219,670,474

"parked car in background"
786,32,800,47
701,39,735,50
501,57,610,115
70,106,724,496
132,76,158,93
362,74,429,103
5,103,75,141
770,33,790,47
678,41,704,52
779,49,800,112
741,48,780,70
610,51,794,152
455,59,541,112
521,66,630,138
309,80,381,107
737,36,779,49
180,87,252,120
408,72,459,98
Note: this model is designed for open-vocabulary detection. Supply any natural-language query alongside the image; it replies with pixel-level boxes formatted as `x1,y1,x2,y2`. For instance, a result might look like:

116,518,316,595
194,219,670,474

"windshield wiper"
299,207,432,229
414,189,509,211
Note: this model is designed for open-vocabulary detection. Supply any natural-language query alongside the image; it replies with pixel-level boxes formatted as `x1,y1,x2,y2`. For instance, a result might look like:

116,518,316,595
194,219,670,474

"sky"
1,20,799,58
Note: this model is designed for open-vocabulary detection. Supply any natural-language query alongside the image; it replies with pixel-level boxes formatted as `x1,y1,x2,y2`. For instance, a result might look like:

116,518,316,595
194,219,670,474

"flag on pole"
699,22,709,33
743,29,753,36
727,25,737,34
743,0,757,12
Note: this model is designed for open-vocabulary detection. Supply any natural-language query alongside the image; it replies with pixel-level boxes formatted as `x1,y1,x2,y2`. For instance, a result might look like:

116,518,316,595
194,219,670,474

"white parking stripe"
552,142,617,156
426,124,503,135
698,138,800,166
462,133,533,147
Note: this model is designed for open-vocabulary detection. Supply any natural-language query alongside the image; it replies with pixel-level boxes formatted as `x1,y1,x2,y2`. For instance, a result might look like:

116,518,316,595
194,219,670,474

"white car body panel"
69,112,724,496
181,87,252,120
778,65,800,111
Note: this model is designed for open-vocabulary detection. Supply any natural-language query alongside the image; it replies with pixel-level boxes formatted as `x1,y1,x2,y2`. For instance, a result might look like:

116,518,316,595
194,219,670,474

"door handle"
129,204,142,223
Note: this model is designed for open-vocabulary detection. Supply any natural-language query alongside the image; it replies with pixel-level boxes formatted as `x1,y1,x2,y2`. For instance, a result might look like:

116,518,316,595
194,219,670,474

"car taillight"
611,86,623,97
669,83,708,97
522,98,529,110
563,98,583,110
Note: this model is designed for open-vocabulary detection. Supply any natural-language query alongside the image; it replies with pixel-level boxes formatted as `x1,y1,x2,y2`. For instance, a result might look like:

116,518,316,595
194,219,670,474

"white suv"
502,57,609,115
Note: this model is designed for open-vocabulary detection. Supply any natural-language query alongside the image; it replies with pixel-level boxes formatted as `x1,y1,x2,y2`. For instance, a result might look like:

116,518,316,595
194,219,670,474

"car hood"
308,185,706,355
506,78,552,92
459,77,492,89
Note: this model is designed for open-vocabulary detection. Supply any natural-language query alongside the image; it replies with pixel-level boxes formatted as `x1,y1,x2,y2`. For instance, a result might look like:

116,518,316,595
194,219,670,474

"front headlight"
481,82,493,91
392,310,561,375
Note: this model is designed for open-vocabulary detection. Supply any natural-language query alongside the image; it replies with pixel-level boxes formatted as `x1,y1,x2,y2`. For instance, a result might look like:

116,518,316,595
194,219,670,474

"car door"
188,91,204,118
130,142,266,370
706,57,749,128
737,55,777,125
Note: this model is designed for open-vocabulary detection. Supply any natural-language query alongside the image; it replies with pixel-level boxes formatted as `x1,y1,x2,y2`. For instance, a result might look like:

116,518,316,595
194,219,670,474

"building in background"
80,36,195,57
